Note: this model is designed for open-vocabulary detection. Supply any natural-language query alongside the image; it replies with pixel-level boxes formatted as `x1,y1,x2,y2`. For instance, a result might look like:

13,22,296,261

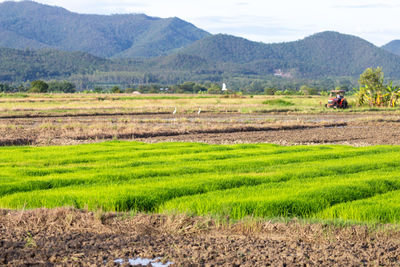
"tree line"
2,67,397,101
0,80,76,93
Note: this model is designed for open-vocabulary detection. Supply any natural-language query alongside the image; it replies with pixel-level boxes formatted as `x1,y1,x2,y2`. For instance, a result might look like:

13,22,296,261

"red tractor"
326,90,348,109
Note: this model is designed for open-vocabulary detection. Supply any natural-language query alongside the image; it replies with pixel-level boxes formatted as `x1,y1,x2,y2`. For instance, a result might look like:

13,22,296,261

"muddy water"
114,257,173,266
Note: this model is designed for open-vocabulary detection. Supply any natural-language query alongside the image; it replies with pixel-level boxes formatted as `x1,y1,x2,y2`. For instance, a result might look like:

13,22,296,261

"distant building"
274,69,292,78
222,83,227,91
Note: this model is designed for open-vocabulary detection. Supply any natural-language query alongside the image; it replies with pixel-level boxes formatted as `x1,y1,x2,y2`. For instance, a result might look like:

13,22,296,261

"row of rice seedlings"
318,190,400,223
0,142,334,182
3,144,400,193
0,172,270,211
3,145,400,199
161,171,400,222
2,153,400,214
2,142,397,176
14,144,400,179
0,141,378,165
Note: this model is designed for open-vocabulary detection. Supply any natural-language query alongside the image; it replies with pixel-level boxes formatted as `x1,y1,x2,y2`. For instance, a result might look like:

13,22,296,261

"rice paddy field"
2,140,400,224
3,94,400,265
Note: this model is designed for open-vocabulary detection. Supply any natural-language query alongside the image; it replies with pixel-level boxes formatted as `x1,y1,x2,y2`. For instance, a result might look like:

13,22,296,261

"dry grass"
0,93,399,146
3,207,400,241
0,114,346,146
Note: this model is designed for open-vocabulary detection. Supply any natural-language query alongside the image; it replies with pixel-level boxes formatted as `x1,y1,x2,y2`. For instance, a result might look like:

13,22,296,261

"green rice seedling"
161,171,400,220
2,141,400,223
318,189,400,224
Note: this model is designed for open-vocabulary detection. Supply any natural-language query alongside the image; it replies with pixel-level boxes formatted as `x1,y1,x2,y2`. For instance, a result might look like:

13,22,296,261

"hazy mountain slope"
113,17,211,58
382,40,400,56
0,47,108,81
179,31,400,78
0,1,210,58
0,26,51,50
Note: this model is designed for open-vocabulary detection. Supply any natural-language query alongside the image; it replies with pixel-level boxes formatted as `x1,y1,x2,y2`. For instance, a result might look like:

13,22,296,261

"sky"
3,0,400,46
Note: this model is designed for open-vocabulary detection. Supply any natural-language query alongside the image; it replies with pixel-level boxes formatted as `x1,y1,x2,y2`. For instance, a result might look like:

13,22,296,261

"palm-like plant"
386,82,400,107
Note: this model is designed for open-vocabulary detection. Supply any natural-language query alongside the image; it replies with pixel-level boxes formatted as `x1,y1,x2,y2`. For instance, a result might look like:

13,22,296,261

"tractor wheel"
342,100,348,109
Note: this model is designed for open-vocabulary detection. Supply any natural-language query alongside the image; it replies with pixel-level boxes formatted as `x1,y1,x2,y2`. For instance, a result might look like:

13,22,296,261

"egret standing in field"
198,108,201,115
173,107,177,115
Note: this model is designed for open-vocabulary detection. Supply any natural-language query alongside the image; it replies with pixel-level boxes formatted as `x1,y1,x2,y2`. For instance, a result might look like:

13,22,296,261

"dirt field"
1,208,400,266
1,112,400,146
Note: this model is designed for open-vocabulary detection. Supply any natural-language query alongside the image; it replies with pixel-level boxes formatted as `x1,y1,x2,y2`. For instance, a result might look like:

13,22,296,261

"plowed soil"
135,120,400,146
1,113,400,146
1,208,400,266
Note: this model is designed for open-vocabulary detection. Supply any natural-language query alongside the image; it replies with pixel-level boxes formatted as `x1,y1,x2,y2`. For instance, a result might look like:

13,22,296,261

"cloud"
191,15,315,44
32,0,149,14
333,3,400,9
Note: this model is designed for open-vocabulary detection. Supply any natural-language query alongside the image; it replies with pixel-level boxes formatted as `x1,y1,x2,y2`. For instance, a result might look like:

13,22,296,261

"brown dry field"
1,112,400,146
1,208,400,266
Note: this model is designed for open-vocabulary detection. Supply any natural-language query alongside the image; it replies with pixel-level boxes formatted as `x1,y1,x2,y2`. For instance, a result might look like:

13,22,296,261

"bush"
111,86,123,93
264,88,276,95
29,80,48,93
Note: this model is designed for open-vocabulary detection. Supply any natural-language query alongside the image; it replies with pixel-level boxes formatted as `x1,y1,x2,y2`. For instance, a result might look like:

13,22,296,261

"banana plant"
355,86,366,106
363,85,376,107
386,82,400,107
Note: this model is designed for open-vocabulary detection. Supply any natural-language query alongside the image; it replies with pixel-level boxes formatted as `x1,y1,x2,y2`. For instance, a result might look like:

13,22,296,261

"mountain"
178,31,400,78
0,1,210,58
382,40,400,56
0,47,108,81
3,31,400,84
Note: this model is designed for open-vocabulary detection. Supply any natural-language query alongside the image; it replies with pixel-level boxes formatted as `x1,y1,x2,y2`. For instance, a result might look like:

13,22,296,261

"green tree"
356,67,400,107
29,80,48,93
48,81,76,93
0,83,11,92
264,88,276,95
111,86,123,93
93,86,104,93
193,84,207,93
207,84,222,94
358,67,384,91
180,82,196,93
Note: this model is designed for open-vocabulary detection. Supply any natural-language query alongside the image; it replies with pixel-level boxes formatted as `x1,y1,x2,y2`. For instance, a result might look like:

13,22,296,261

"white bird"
222,83,227,91
173,107,177,115
198,108,201,115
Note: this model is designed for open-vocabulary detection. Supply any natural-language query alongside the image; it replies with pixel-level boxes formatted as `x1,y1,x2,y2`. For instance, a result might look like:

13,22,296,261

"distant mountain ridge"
1,1,400,83
176,31,400,78
2,31,400,83
0,1,210,58
382,40,400,56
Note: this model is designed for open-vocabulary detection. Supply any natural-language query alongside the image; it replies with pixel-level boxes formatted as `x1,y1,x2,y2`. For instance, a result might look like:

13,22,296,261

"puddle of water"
114,257,173,266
